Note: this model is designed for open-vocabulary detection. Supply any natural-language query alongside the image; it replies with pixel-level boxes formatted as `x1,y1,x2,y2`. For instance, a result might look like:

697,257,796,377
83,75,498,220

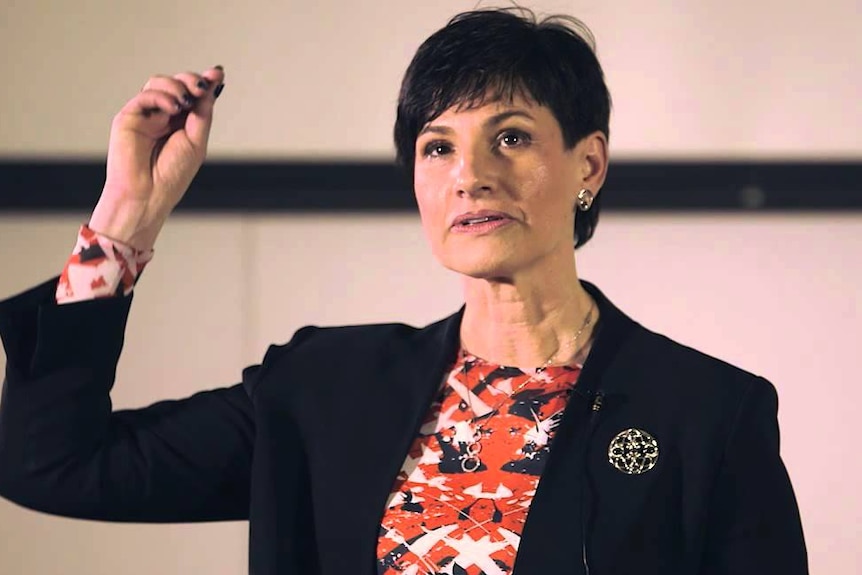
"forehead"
422,93,556,130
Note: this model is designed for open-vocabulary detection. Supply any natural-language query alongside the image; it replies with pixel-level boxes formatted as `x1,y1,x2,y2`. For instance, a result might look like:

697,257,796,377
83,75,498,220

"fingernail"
183,93,195,107
214,83,225,99
197,79,210,90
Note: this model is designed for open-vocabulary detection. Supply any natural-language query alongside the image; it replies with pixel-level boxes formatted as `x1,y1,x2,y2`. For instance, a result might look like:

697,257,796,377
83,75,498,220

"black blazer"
0,279,807,574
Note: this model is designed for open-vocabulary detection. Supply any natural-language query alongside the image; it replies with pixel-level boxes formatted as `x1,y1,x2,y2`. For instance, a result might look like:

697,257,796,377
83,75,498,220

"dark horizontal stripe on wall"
0,160,860,212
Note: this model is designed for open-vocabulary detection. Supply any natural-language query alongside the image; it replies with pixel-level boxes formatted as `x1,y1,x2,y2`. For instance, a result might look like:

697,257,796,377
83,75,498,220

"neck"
459,255,597,369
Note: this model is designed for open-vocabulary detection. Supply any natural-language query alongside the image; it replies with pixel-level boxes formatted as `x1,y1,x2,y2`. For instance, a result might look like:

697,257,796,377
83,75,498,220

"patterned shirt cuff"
56,224,154,304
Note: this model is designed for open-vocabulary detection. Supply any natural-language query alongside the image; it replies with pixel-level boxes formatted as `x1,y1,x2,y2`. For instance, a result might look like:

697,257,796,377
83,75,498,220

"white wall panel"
1,0,859,159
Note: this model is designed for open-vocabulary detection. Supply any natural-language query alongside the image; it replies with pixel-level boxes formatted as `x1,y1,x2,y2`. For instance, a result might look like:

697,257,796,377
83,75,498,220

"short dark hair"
394,7,611,248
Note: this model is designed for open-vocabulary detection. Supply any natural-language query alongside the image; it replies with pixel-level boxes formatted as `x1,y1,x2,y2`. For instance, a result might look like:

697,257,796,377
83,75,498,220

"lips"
451,210,514,228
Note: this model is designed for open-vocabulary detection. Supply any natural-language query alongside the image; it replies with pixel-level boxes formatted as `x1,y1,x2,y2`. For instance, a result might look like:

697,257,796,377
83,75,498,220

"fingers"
184,66,225,153
139,67,224,112
118,66,225,151
199,66,225,95
124,89,185,118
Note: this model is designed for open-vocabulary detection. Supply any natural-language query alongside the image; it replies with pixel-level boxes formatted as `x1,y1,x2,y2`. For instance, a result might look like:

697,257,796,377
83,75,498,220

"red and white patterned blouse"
377,349,581,574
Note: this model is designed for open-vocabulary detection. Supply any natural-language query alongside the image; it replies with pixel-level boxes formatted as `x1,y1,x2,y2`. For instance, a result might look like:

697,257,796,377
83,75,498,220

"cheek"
520,163,570,225
415,161,451,199
525,164,551,197
413,171,445,234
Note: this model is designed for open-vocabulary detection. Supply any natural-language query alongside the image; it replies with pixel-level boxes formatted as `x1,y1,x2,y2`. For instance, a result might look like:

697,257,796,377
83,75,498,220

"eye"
497,129,531,149
422,140,453,158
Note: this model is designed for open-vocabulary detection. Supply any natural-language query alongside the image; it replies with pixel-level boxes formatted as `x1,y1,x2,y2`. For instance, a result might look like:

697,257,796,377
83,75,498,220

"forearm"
0,274,254,523
0,283,134,517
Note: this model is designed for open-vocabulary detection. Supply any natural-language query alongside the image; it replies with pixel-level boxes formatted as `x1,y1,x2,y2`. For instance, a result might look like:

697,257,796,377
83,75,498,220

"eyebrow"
418,110,536,137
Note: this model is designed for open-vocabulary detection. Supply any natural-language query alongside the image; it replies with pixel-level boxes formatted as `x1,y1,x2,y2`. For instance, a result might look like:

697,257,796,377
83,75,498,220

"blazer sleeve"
0,278,256,523
701,377,808,574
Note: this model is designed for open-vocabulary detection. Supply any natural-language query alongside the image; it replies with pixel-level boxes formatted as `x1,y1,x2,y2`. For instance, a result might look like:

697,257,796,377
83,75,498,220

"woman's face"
413,95,605,281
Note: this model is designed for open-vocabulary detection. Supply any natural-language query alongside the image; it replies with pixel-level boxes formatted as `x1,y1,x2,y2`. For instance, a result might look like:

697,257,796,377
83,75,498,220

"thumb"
186,67,225,152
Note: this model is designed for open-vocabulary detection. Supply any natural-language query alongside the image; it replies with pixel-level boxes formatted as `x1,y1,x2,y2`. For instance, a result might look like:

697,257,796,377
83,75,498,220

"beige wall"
1,0,860,160
1,213,861,574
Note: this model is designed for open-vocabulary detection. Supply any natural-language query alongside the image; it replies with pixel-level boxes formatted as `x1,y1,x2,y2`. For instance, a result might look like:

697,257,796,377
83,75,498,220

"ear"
577,131,609,196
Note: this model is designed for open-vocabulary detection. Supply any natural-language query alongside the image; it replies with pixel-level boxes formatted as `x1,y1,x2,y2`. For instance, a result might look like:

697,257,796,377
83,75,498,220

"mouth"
457,215,505,227
451,211,514,228
450,211,515,235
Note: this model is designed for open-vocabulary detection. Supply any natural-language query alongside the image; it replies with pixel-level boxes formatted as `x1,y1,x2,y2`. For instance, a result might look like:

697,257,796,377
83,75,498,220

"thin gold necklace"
458,303,596,472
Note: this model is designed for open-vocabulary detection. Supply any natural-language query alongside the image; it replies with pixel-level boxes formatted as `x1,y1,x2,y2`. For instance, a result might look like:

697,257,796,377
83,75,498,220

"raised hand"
89,66,226,250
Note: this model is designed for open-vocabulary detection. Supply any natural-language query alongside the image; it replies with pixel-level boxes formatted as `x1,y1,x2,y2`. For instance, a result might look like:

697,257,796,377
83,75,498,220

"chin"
438,249,522,282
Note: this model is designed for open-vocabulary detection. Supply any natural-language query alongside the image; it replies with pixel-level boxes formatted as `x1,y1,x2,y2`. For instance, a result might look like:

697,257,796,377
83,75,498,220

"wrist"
89,196,164,251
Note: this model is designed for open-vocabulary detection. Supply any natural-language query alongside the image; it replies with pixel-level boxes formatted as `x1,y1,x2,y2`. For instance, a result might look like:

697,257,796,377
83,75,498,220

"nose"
453,145,496,198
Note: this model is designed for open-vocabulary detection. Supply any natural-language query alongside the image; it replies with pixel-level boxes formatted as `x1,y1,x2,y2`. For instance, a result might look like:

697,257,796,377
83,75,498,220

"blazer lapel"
513,282,654,574
306,308,465,574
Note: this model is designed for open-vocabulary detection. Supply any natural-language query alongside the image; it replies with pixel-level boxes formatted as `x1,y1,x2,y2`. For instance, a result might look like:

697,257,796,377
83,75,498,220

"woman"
0,8,807,575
